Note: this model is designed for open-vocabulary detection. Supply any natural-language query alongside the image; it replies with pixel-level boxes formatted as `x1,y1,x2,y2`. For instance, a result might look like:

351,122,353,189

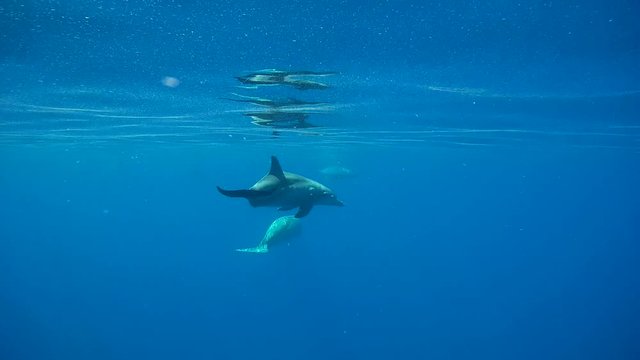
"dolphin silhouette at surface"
234,70,336,89
217,156,344,218
236,215,301,253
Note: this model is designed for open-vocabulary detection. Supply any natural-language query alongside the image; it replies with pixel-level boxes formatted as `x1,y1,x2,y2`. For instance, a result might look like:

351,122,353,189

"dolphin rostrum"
217,156,343,218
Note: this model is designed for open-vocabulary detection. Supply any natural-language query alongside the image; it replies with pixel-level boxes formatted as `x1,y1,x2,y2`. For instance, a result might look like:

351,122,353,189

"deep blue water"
1,1,639,359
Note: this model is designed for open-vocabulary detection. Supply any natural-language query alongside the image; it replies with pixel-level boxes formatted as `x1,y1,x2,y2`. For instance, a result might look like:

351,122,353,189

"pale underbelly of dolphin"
249,188,312,208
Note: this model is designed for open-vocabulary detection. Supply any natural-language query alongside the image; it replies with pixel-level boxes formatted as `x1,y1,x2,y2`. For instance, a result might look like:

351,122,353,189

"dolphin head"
317,189,344,207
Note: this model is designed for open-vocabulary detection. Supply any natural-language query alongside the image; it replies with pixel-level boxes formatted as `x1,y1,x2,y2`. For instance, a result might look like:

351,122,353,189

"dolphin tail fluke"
236,245,269,253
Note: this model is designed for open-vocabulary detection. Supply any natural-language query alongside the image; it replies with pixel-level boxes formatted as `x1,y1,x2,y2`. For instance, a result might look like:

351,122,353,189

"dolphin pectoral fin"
217,186,271,198
295,204,313,218
236,245,269,253
278,206,296,211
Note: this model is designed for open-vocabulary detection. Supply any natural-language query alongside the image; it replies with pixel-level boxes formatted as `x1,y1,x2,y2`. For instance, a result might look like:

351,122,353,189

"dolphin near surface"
320,165,355,180
217,156,344,218
236,215,301,253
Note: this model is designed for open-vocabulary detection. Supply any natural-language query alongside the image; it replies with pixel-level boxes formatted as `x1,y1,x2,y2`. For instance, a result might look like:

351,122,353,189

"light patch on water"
161,76,180,88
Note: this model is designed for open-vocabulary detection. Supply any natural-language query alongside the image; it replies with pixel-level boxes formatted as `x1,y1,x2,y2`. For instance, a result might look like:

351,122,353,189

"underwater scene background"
1,1,639,359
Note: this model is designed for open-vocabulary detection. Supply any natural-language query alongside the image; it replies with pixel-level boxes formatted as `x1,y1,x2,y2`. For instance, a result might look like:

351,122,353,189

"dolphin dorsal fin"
269,156,286,182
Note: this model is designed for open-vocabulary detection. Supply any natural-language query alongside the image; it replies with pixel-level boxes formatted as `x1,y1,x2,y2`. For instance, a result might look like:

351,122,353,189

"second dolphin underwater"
236,215,301,253
217,156,343,218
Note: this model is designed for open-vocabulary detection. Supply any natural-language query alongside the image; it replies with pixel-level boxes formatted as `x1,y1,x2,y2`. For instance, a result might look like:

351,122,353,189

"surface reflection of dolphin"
235,69,336,89
243,111,308,122
284,79,330,90
252,120,319,129
243,111,318,129
222,93,327,108
235,73,284,85
245,69,337,77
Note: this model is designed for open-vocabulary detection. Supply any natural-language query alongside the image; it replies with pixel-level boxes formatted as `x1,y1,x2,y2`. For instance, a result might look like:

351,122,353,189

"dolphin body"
217,156,343,218
236,215,301,253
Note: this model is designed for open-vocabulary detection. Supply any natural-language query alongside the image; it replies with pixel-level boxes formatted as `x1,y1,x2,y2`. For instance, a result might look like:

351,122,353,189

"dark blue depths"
1,1,639,359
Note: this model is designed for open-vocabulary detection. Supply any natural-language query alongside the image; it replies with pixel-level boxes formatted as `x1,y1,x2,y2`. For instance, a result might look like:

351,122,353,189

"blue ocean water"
1,1,639,359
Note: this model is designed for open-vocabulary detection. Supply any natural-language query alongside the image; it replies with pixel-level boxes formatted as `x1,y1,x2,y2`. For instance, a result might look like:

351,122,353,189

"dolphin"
217,156,344,218
236,215,301,253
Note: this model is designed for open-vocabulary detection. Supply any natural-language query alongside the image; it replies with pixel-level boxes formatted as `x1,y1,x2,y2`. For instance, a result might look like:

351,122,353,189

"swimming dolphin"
217,156,343,218
236,215,301,253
